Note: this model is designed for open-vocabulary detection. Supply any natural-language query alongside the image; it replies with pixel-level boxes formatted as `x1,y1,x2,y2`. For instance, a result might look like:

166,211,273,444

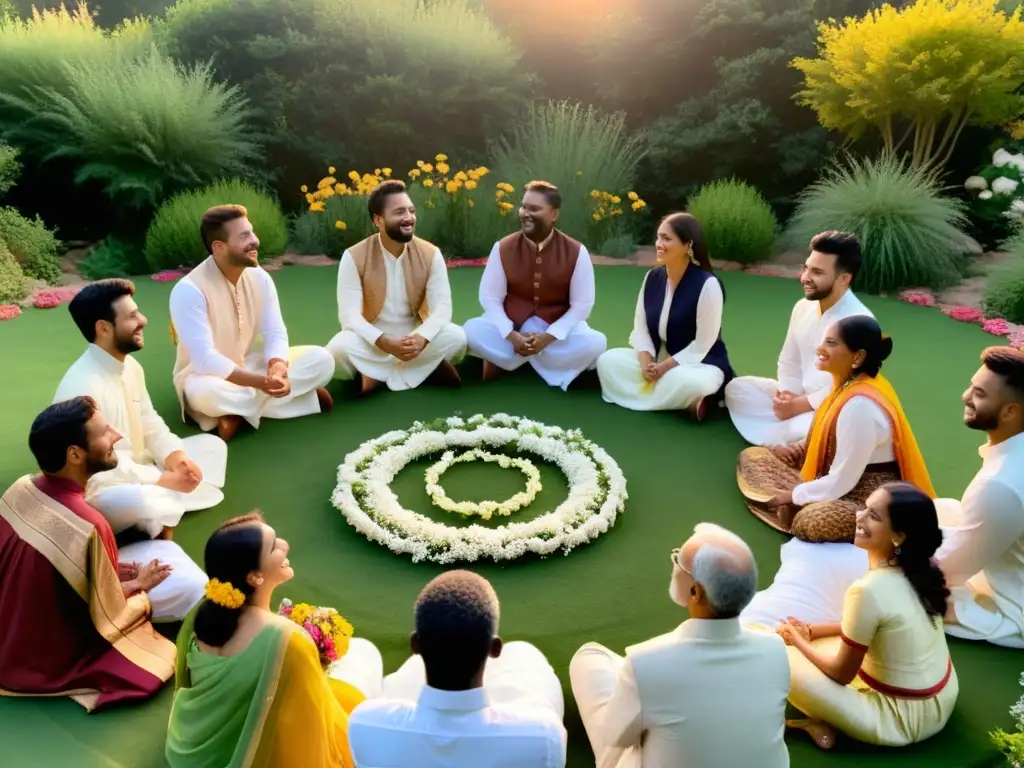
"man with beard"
725,231,872,445
0,399,206,711
463,181,607,390
169,205,335,442
326,180,466,394
935,346,1024,648
55,279,227,540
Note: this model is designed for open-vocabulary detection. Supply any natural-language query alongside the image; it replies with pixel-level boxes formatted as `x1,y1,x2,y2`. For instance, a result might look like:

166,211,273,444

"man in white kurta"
726,231,872,445
937,347,1024,648
570,524,789,768
463,181,606,390
56,280,226,538
325,181,465,392
170,205,335,441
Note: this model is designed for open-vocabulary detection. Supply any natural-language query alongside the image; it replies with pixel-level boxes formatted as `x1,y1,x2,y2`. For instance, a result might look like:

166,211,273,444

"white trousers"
740,538,868,628
464,315,607,390
326,323,467,390
119,538,206,622
725,376,815,445
327,637,386,698
89,434,227,537
381,640,564,718
596,347,724,411
183,346,334,430
569,643,642,768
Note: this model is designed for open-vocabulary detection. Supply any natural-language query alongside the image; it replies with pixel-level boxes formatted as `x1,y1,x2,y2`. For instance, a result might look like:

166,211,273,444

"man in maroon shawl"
0,396,178,712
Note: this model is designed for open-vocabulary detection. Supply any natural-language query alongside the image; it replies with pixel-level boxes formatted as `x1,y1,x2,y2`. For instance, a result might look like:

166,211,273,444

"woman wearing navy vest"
596,212,734,420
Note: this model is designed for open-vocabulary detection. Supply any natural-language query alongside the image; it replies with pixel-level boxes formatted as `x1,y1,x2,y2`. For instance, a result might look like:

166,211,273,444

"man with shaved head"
348,570,567,766
570,523,790,768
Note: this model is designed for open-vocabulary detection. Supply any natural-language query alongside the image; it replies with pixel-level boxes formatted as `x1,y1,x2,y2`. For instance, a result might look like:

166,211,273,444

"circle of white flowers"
425,448,541,520
332,413,628,564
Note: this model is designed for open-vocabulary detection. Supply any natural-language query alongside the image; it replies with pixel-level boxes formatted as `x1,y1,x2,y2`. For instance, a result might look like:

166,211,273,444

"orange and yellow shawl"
800,374,936,497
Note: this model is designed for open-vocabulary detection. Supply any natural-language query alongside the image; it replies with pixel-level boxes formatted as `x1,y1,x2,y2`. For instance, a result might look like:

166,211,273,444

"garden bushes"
687,179,776,265
0,207,61,283
0,240,26,303
784,153,969,294
984,232,1024,324
145,179,288,271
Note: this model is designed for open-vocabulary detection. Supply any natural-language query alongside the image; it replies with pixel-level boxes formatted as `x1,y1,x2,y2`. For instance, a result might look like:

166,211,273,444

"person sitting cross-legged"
569,523,790,768
348,570,567,767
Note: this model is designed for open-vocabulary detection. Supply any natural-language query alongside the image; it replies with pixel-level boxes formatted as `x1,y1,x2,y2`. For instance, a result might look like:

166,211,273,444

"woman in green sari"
166,512,382,767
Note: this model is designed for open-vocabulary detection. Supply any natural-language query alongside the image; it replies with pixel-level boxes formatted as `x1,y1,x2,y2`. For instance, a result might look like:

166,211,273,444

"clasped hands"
377,333,428,362
639,351,677,382
772,390,811,421
156,450,203,494
775,616,812,646
119,558,173,592
508,331,555,357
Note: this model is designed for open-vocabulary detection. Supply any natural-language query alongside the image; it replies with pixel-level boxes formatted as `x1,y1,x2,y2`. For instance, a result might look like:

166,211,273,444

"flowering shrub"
983,318,1011,336
944,306,984,323
291,153,647,261
0,303,20,321
1010,328,1024,349
964,144,1024,245
898,289,937,307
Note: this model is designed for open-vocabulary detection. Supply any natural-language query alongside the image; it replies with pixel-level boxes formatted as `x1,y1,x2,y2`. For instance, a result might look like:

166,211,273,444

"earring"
892,540,901,555
687,243,698,266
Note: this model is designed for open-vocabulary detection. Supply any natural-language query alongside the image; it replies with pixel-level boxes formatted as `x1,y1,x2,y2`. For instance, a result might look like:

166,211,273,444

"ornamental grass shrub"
983,232,1024,323
0,240,27,304
687,179,777,265
783,153,969,294
490,100,648,256
145,180,288,271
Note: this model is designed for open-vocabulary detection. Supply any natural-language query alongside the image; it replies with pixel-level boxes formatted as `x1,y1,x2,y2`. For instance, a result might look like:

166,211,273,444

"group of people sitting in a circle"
0,177,1021,767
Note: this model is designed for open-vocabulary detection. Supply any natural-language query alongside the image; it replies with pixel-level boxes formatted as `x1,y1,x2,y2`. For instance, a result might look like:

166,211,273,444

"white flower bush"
965,146,1024,226
332,413,628,564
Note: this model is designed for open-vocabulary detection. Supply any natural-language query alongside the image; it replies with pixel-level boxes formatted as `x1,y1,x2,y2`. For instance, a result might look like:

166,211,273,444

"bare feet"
360,375,382,395
481,360,501,381
157,526,174,541
786,719,837,750
427,360,462,387
316,386,334,412
687,395,711,422
217,415,244,443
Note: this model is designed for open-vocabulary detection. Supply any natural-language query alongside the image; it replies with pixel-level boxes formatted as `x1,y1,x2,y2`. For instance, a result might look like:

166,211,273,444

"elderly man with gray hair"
569,523,791,768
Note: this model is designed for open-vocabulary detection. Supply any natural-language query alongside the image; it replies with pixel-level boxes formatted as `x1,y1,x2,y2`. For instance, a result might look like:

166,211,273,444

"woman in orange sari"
737,315,934,543
166,512,383,767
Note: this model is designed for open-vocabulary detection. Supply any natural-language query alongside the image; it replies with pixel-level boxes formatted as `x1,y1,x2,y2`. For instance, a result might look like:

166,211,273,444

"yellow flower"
305,192,315,203
318,176,337,189
435,153,448,162
205,578,245,609
592,212,601,221
631,200,646,210
467,199,475,207
436,162,450,174
458,170,471,182
382,167,392,177
421,163,434,173
335,183,345,194
611,208,623,216
611,195,621,204
309,201,325,212
476,166,489,176
374,168,381,175
577,170,583,176
628,191,639,201
300,184,308,193
335,220,347,230
446,180,460,194
497,182,514,193
348,171,360,181
328,166,336,174
290,603,314,626
590,189,601,198
464,179,477,190
423,178,434,188
409,169,421,179
320,187,335,199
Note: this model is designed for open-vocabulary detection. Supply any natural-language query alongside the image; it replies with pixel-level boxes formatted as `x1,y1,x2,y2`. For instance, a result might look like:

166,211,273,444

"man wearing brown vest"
326,180,466,394
170,205,335,442
464,181,606,390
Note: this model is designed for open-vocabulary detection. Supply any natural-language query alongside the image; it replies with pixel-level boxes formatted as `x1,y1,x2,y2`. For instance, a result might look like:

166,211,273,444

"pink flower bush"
32,286,80,308
943,306,984,323
0,304,21,321
898,289,937,307
152,270,185,282
1010,328,1024,350
982,318,1011,336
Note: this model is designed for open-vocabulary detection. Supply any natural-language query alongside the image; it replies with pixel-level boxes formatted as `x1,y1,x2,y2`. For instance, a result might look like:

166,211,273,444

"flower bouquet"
278,598,354,670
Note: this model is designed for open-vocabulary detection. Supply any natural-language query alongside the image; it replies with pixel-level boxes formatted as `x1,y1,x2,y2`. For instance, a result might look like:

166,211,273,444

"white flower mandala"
425,448,542,520
332,413,628,564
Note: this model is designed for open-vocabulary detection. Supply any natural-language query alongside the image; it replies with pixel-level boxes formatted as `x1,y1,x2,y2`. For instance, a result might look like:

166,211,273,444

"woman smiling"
736,315,934,542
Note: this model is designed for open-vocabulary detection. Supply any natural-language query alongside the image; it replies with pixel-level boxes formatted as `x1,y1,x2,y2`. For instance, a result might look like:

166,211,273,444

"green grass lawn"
0,265,1017,768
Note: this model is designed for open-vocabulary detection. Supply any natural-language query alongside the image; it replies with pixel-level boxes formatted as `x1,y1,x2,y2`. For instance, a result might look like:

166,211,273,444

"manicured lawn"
0,265,1015,767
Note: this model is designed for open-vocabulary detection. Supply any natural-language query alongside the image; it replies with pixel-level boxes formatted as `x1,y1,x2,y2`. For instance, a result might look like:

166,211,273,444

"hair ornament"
205,578,246,609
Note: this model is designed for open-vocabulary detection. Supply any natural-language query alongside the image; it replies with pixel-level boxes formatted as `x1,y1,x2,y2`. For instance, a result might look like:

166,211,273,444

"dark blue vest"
643,265,734,382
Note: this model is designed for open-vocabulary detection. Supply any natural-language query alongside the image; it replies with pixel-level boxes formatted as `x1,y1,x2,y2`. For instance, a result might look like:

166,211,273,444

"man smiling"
464,180,606,390
725,231,872,445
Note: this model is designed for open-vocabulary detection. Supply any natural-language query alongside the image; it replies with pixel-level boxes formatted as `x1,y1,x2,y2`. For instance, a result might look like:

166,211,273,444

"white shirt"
629,271,723,365
777,291,873,409
791,395,895,506
338,237,452,344
168,266,289,378
937,432,1024,615
348,685,567,768
53,344,183,484
478,236,595,340
605,619,789,768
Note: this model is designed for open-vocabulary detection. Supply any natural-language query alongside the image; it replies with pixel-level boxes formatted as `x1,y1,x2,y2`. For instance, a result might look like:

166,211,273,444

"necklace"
871,557,898,570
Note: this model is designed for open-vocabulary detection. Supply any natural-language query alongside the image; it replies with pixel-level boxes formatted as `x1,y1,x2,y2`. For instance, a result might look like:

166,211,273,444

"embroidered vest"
499,230,581,329
643,265,734,379
347,235,434,323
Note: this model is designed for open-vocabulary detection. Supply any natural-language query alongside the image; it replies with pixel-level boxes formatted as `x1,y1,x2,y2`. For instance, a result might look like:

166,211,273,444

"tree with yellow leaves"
792,0,1024,168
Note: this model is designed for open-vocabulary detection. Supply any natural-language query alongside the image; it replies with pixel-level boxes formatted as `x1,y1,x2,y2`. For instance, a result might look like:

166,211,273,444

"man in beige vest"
570,523,790,768
326,180,466,394
55,279,226,539
464,180,606,390
169,205,335,442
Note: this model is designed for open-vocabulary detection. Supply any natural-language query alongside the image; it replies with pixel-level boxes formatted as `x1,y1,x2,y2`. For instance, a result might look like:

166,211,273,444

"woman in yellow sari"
737,315,934,543
166,512,382,768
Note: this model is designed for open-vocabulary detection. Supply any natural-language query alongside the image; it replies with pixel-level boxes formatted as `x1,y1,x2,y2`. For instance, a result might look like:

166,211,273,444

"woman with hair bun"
737,315,934,543
777,482,958,750
166,512,383,767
